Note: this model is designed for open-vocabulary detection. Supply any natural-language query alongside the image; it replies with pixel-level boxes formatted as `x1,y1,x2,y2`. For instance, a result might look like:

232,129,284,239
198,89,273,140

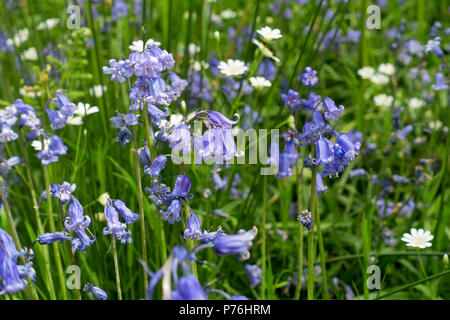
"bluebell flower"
314,137,335,166
198,110,240,130
37,231,72,245
103,59,132,83
110,111,138,145
392,174,410,184
160,199,182,224
213,226,258,260
184,211,203,240
300,66,318,87
54,93,76,117
64,196,91,232
315,172,328,195
349,168,367,179
0,156,21,175
145,180,174,208
137,145,152,167
425,37,444,58
144,154,168,178
298,210,312,231
103,200,132,244
36,135,68,166
335,133,360,162
397,124,413,141
431,72,448,91
0,124,18,143
200,226,225,244
50,181,76,204
244,264,262,288
173,275,208,300
399,200,415,217
0,228,31,295
276,152,294,179
230,295,249,300
323,97,344,122
146,103,170,126
0,105,18,127
84,283,108,300
113,199,139,225
168,124,192,154
172,175,191,198
281,89,301,111
47,109,66,130
71,229,95,253
112,0,128,21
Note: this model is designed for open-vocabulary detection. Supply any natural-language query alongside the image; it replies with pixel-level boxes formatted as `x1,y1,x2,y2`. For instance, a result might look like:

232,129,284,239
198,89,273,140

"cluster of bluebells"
103,198,139,244
141,245,253,300
0,228,35,295
36,182,95,253
0,98,69,167
279,67,361,194
103,43,187,145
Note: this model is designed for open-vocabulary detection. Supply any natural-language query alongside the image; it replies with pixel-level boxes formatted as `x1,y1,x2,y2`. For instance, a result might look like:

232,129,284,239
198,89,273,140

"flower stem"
261,174,268,299
417,249,428,278
43,166,68,300
132,127,149,290
142,102,167,266
112,239,122,300
314,196,329,299
307,157,317,300
294,161,304,300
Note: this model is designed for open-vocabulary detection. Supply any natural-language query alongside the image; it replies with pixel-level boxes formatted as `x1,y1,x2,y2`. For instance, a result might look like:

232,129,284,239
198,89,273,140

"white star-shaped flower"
218,59,248,77
257,26,282,42
249,76,271,89
401,228,433,249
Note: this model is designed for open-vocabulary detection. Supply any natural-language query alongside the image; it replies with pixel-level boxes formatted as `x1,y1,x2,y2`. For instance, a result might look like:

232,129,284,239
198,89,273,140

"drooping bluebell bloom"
71,228,95,254
64,196,91,232
48,109,66,131
184,211,203,240
0,156,21,175
137,144,151,167
335,133,360,162
376,198,395,218
113,199,139,225
200,226,225,244
275,152,294,179
314,137,334,166
221,77,253,101
397,124,413,141
168,124,192,154
199,110,240,130
160,199,182,224
431,72,448,91
298,210,312,231
50,181,76,204
213,226,258,261
315,172,328,195
37,231,72,245
424,37,444,58
399,200,415,217
173,274,208,300
146,103,170,126
0,105,18,127
392,174,410,184
0,228,31,295
84,283,108,300
103,200,132,244
300,66,318,87
187,69,213,107
144,154,167,178
244,264,262,288
323,97,344,122
349,168,367,179
172,175,191,198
